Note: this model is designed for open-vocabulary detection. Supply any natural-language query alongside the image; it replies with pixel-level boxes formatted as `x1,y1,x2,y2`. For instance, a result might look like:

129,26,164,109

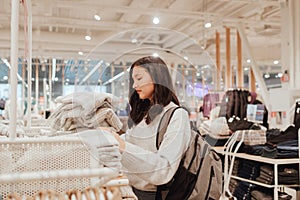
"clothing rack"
0,136,123,199
0,167,119,184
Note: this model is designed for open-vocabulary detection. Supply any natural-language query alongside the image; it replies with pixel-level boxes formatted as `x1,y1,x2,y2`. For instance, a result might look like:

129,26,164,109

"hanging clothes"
202,93,220,118
293,100,300,129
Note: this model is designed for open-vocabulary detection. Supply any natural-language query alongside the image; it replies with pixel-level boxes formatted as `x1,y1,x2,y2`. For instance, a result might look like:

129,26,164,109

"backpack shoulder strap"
156,106,182,150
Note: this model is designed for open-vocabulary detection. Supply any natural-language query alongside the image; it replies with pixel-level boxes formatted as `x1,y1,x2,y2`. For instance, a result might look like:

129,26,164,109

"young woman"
110,56,191,200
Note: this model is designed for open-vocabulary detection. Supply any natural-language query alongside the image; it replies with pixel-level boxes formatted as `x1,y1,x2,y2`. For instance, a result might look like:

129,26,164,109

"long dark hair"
128,56,179,128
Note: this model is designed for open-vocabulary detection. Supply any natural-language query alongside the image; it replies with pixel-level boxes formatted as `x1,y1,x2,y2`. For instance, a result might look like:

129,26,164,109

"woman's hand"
98,127,125,152
110,131,126,153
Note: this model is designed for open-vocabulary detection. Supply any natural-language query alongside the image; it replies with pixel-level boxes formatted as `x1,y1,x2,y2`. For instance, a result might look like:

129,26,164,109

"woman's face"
132,66,155,100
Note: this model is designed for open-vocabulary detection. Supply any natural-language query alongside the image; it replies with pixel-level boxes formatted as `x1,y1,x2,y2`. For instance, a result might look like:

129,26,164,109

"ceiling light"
273,60,279,65
85,35,92,41
152,53,159,57
131,38,138,43
94,14,101,21
204,22,211,28
264,73,270,78
246,59,251,63
78,51,83,55
184,56,189,60
152,17,160,25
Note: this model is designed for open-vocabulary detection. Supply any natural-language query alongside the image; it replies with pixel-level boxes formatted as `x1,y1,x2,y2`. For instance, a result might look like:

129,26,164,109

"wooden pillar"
250,68,256,92
225,27,232,89
216,31,221,90
236,30,243,88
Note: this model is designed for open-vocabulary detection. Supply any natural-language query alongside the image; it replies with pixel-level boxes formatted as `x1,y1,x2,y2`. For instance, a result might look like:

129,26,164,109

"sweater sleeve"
121,108,191,185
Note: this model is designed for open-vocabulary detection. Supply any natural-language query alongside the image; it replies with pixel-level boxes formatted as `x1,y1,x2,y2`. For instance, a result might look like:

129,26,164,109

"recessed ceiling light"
273,60,279,64
246,59,251,63
131,38,138,43
204,22,211,28
152,53,159,57
85,35,91,41
152,17,160,25
94,14,101,21
78,51,83,55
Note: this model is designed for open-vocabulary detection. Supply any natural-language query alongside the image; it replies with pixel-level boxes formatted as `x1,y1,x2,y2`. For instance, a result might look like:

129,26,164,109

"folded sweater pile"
48,92,123,132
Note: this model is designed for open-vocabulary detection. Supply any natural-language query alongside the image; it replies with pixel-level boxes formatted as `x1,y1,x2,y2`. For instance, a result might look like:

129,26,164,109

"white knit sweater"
121,102,191,191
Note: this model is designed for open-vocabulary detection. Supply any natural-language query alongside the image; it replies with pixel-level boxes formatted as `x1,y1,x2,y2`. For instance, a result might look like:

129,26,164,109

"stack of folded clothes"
48,92,123,132
262,125,299,159
255,165,274,185
250,187,292,200
237,160,260,180
278,167,299,185
233,181,256,199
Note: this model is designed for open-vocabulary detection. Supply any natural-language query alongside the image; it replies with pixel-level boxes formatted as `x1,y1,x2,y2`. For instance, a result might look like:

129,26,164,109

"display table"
214,146,300,199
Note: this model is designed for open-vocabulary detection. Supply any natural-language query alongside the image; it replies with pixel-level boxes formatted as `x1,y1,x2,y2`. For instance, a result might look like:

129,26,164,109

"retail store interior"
0,0,300,199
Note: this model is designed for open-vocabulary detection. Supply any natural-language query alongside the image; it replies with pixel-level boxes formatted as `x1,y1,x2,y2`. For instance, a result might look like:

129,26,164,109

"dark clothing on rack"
256,165,274,184
278,167,299,185
227,117,260,132
233,181,256,200
219,89,251,120
251,189,273,200
266,125,298,144
202,93,220,118
240,144,265,156
261,140,298,159
294,101,300,129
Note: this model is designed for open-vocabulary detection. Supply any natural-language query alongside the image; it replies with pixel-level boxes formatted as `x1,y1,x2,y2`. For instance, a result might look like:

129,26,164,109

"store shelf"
214,146,300,164
214,146,300,199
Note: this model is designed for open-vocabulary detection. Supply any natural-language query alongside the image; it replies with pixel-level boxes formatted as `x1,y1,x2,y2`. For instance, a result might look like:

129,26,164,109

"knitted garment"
48,92,123,132
209,117,230,136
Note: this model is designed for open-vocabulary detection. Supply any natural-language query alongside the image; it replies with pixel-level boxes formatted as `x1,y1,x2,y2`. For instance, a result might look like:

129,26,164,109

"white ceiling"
0,0,283,67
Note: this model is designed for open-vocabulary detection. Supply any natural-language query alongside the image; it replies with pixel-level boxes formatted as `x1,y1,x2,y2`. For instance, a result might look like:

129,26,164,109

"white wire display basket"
0,137,119,199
